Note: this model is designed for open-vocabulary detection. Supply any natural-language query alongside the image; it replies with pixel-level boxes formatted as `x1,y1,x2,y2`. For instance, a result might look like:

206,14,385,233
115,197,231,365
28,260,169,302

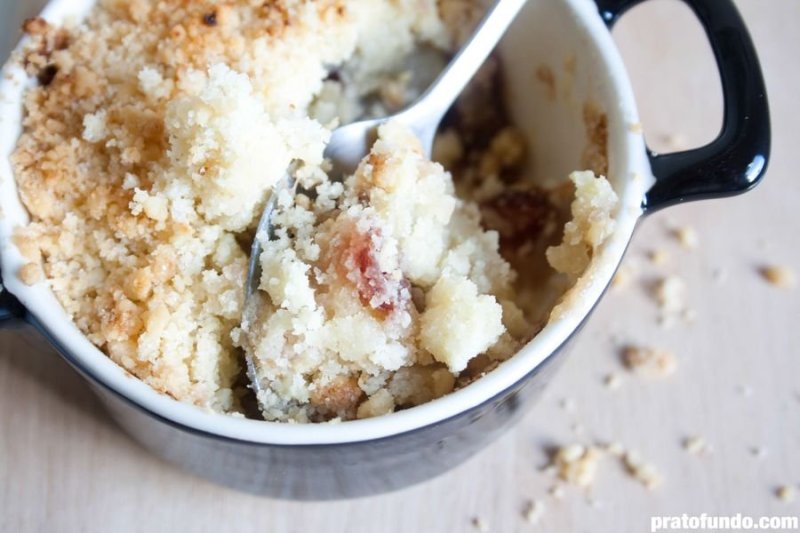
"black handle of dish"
596,0,770,213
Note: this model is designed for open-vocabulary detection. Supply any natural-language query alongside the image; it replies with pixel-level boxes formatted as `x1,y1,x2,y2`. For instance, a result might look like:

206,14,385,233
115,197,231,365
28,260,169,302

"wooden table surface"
1,1,798,531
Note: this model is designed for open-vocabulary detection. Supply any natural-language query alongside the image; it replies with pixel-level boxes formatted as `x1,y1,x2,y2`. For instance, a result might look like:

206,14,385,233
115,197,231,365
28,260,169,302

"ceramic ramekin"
0,0,769,499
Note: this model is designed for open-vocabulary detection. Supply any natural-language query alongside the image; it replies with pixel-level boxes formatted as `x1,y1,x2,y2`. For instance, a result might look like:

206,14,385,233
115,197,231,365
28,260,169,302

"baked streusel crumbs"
11,0,618,421
11,0,481,413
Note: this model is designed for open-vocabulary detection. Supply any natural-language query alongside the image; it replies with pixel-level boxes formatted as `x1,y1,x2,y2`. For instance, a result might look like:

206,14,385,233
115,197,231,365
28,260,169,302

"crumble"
10,0,618,421
238,122,522,421
11,0,474,413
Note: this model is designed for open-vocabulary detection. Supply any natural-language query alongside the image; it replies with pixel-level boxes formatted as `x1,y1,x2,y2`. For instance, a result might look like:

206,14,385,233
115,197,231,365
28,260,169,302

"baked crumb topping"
10,0,469,413
240,122,522,421
10,0,617,421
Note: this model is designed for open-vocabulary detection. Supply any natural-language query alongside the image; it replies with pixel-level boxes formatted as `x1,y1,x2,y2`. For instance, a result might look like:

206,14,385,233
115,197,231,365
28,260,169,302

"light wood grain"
1,1,798,531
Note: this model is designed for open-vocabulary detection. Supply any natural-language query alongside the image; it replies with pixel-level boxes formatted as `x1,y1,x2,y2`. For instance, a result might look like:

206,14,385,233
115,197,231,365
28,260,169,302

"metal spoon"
243,0,527,400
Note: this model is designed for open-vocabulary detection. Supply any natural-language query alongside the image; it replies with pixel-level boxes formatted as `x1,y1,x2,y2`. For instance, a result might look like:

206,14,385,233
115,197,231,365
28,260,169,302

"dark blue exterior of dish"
29,312,575,500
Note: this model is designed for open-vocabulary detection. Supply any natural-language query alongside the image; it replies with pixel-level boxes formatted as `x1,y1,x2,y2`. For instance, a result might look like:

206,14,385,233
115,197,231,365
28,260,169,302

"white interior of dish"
0,0,653,444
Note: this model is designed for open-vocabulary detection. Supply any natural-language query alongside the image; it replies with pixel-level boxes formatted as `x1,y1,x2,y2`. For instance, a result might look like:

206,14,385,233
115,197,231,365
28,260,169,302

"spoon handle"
405,0,528,140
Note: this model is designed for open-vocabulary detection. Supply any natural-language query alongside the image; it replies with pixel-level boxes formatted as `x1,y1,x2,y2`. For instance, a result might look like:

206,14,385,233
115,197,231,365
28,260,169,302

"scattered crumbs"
611,266,631,289
597,441,625,457
18,262,42,285
540,464,558,476
549,484,566,500
648,249,669,265
683,435,711,456
673,226,698,249
655,276,686,311
776,485,796,503
471,516,489,532
621,345,677,378
587,496,604,510
654,275,687,326
736,384,754,398
552,444,602,488
660,133,688,151
535,65,556,101
629,122,643,134
559,397,577,413
523,500,545,525
611,259,640,289
750,446,768,460
711,267,727,284
604,373,623,390
623,451,663,490
760,265,796,289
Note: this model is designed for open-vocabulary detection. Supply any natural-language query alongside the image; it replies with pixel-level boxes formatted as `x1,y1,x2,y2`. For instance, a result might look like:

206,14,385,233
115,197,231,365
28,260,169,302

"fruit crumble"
9,0,618,421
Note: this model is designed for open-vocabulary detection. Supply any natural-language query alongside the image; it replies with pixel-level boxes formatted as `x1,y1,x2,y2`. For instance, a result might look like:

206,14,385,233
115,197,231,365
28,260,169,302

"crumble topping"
546,170,618,278
10,0,617,421
240,122,523,421
10,0,471,413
